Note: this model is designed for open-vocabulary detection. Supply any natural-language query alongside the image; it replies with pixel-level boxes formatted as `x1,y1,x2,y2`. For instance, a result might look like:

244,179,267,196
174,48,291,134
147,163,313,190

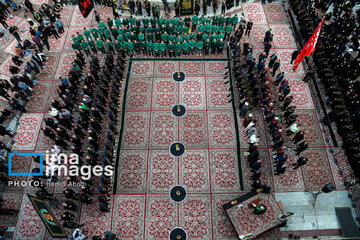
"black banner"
27,195,67,239
78,0,94,18
180,0,194,16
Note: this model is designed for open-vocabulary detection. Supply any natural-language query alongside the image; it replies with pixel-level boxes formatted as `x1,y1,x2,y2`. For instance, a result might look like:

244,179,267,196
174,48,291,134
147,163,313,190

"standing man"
144,0,151,16
245,20,253,36
129,0,135,15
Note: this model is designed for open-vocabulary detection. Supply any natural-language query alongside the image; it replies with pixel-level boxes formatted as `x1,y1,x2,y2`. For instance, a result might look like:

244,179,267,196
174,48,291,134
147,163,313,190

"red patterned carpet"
116,60,241,239
0,1,353,239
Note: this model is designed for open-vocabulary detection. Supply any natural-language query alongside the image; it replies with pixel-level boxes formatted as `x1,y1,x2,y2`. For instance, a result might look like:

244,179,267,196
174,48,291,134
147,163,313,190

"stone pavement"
276,191,357,231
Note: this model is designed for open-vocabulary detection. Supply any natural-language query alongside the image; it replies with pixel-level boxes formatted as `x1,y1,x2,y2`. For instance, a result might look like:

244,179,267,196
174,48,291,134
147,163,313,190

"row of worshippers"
70,14,242,57
231,41,270,193
37,53,126,239
231,28,310,190
0,1,65,216
0,2,66,153
126,0,235,18
291,0,360,178
42,53,123,164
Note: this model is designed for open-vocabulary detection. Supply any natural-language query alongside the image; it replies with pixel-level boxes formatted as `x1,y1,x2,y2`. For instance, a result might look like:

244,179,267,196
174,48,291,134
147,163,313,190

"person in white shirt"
72,229,86,240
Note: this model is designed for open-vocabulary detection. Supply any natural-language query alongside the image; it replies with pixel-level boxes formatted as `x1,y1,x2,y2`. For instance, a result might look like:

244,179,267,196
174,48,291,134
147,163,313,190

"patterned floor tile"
288,77,314,109
154,61,179,77
301,148,334,191
149,112,177,149
47,29,68,53
126,78,152,110
144,195,178,240
0,55,15,76
152,77,178,110
180,150,210,193
70,7,94,27
210,149,241,193
13,195,46,240
130,61,154,77
264,3,289,23
248,24,269,49
272,153,306,192
179,195,213,239
26,81,52,112
121,112,150,149
54,52,77,79
112,195,145,239
179,111,208,149
271,24,297,49
180,77,206,110
31,0,49,5
12,113,44,151
276,49,305,76
243,3,267,24
0,99,8,109
180,61,204,77
211,194,239,240
206,77,232,109
38,53,61,80
0,52,9,65
204,61,227,77
80,200,112,237
147,150,177,194
0,34,14,52
208,111,237,148
3,38,19,55
58,6,75,27
91,6,113,26
117,150,147,194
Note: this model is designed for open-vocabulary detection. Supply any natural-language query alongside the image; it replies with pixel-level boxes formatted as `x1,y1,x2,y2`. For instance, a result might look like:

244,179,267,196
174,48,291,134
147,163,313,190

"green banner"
27,195,67,239
180,0,194,16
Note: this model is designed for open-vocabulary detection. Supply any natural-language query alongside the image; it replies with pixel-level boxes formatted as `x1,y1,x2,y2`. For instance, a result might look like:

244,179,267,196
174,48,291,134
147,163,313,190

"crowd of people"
291,0,360,179
71,14,243,57
0,0,70,224
0,0,358,238
230,26,309,191
0,2,65,182
36,49,125,238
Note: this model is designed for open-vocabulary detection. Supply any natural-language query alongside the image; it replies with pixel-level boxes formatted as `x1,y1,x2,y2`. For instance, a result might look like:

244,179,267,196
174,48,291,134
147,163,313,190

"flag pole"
303,50,314,76
303,16,324,76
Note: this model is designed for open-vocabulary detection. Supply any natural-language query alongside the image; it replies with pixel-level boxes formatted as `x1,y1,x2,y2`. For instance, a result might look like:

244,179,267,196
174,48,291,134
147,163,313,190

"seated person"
252,202,267,215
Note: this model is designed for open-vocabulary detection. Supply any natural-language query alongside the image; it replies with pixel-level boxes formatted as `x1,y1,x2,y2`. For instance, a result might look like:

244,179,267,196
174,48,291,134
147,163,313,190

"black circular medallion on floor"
169,228,187,240
170,142,185,156
172,105,186,117
173,72,185,82
170,186,187,202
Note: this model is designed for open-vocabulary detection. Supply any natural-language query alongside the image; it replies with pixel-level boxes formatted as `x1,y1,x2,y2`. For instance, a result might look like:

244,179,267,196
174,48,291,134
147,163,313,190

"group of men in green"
71,14,239,57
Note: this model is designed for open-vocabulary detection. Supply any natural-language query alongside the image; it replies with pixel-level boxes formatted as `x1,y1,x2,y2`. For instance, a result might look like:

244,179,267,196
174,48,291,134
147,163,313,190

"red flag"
79,0,94,18
293,18,324,72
